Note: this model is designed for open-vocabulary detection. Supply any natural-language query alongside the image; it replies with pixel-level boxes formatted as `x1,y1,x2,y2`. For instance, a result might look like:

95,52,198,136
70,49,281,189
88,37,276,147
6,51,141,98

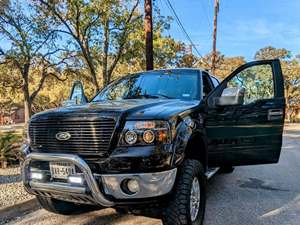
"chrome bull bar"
22,152,115,207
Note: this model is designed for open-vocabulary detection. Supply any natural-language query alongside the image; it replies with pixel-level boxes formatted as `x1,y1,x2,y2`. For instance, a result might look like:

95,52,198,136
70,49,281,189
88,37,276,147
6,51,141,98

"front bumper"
22,152,177,206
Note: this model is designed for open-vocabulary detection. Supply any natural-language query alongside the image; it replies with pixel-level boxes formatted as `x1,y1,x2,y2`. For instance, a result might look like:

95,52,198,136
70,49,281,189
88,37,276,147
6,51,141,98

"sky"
1,0,299,62
156,0,300,60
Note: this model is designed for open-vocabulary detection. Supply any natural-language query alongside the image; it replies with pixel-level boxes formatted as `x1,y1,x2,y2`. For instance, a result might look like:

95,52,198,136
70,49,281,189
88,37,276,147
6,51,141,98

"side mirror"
215,87,245,106
62,81,88,106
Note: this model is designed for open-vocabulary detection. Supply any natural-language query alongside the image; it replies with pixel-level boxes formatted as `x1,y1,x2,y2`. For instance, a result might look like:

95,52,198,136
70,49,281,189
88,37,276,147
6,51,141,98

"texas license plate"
49,162,76,179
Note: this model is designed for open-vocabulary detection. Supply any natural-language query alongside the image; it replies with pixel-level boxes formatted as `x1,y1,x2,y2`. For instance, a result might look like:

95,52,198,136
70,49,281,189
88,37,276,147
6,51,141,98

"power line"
199,0,213,33
164,0,202,57
163,0,203,57
157,0,173,36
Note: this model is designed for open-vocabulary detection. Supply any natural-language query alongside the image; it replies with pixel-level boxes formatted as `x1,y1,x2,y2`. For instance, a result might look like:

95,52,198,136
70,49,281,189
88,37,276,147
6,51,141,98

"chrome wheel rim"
190,177,200,222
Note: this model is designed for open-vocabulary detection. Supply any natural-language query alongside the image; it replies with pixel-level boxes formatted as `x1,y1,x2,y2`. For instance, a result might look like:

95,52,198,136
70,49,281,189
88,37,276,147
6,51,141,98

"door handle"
268,109,283,121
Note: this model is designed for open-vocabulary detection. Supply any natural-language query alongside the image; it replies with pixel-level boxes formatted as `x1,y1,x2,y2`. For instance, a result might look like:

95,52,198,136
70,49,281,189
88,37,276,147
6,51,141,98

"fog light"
68,176,83,184
30,172,43,180
127,179,140,194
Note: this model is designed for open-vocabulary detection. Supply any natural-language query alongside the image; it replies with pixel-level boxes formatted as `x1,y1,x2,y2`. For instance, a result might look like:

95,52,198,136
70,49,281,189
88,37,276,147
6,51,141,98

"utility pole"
144,0,154,70
211,0,219,74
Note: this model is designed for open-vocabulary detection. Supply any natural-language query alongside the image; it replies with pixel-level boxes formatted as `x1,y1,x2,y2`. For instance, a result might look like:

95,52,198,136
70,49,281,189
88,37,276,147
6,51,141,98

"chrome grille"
29,118,116,158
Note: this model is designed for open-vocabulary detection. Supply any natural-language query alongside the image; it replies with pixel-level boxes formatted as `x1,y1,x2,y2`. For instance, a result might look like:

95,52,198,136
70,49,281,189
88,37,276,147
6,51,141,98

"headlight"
119,121,171,146
143,130,155,144
124,130,138,145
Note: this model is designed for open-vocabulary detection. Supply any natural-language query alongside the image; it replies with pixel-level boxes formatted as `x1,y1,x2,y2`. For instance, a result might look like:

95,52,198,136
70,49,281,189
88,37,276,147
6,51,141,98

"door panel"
205,59,285,167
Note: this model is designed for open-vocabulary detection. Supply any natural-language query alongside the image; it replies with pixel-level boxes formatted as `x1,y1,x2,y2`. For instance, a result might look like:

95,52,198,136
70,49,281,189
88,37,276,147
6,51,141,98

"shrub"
0,132,22,169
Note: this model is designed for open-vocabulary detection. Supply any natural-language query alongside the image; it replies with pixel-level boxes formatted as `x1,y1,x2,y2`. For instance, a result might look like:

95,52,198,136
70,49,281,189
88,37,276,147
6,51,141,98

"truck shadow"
75,212,126,225
15,209,127,225
80,207,162,225
82,212,161,225
238,177,289,192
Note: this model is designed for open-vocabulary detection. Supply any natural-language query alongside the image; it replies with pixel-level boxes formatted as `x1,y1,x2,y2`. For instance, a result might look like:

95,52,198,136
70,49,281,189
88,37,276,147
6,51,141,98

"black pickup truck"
22,59,285,225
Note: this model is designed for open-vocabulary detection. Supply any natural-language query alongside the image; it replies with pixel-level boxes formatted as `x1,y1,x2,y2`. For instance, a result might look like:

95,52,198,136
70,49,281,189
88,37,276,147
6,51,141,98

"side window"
202,73,214,97
227,64,274,105
211,77,220,87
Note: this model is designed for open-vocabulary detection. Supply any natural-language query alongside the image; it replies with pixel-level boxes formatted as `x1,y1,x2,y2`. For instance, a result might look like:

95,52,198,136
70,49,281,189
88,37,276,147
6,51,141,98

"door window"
211,76,220,88
202,73,214,97
226,64,274,104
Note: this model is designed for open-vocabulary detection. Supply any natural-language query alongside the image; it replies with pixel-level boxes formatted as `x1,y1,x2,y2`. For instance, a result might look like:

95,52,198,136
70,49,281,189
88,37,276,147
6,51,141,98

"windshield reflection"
92,70,200,102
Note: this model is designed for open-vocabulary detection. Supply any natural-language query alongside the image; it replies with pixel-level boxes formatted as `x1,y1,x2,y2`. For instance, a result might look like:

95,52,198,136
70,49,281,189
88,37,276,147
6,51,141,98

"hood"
31,99,200,121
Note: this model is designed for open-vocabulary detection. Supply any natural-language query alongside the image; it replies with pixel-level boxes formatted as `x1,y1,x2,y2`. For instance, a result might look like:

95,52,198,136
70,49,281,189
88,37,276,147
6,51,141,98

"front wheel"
162,159,206,225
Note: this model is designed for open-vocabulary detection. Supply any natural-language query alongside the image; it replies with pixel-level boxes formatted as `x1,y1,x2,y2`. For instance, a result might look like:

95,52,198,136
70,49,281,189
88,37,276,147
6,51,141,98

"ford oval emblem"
56,132,71,141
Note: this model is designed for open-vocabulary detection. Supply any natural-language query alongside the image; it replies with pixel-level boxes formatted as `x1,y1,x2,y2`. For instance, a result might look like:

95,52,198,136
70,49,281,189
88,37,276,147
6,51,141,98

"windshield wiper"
153,94,174,99
125,94,173,99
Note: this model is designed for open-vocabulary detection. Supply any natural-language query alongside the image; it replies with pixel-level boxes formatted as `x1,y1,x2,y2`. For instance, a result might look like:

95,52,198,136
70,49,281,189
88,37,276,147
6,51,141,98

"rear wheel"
162,159,206,225
37,196,97,215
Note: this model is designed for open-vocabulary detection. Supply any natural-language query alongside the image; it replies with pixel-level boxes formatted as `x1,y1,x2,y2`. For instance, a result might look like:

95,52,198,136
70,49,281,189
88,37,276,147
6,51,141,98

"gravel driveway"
2,124,300,225
0,167,33,208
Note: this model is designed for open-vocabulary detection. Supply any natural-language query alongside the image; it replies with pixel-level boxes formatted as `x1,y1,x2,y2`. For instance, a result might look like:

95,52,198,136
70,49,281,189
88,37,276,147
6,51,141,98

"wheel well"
185,133,207,171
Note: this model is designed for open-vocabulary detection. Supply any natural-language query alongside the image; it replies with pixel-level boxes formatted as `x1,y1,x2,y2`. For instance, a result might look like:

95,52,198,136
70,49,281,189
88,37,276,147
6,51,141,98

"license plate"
50,162,76,179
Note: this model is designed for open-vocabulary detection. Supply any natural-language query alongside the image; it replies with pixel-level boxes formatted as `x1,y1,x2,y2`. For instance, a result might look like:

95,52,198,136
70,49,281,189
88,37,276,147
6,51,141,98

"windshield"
92,70,200,102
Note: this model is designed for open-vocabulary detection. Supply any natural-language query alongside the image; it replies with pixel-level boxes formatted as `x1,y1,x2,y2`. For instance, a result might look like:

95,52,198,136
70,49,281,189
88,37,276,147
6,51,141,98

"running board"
205,167,220,180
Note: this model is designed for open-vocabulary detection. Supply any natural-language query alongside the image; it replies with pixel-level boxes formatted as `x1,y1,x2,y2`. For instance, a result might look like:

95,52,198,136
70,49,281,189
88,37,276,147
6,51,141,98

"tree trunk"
285,86,290,122
24,97,32,123
22,63,32,123
102,18,110,87
78,39,100,93
85,57,100,93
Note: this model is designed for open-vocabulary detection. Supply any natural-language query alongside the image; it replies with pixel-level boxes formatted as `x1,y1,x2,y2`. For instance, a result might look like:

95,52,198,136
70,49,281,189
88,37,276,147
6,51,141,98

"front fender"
170,116,203,167
100,145,174,173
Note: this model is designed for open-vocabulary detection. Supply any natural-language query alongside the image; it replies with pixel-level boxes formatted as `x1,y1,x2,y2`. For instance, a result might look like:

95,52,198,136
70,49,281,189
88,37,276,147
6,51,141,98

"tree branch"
30,70,47,102
39,0,77,40
107,0,140,79
83,12,101,38
48,72,67,82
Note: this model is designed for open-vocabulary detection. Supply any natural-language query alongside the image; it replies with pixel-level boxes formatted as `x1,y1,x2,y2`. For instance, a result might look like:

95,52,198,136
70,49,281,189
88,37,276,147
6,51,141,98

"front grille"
29,117,116,159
